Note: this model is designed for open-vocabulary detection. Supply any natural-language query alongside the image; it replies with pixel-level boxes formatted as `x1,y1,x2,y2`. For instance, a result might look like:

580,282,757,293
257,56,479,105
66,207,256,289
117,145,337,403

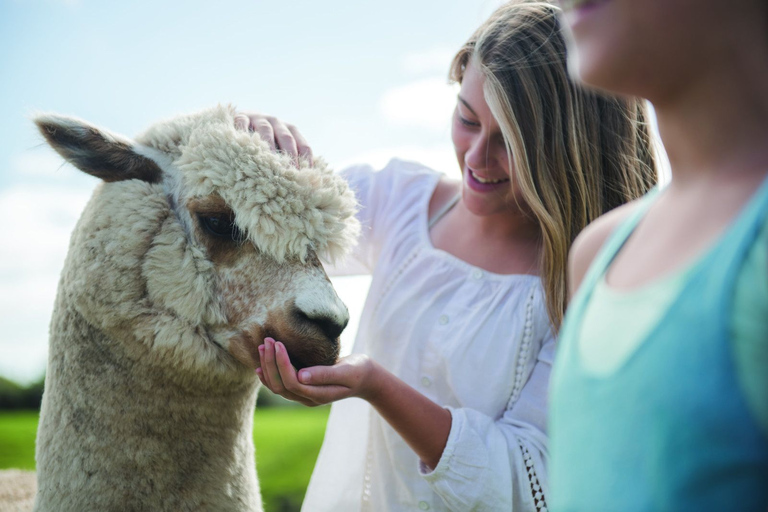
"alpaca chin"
281,337,340,370
226,325,341,371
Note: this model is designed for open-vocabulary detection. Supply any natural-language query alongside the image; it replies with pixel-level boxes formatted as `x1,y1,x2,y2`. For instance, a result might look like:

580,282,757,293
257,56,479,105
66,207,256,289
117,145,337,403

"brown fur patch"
229,329,264,369
36,121,162,183
187,195,229,215
187,196,252,266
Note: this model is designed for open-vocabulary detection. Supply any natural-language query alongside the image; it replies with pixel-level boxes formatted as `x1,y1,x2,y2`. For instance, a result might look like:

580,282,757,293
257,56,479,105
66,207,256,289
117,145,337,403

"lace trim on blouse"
519,439,548,511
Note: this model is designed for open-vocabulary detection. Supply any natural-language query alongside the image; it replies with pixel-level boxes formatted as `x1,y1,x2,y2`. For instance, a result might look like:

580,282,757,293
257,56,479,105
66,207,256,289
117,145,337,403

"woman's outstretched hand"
234,112,314,166
258,337,453,469
256,337,382,407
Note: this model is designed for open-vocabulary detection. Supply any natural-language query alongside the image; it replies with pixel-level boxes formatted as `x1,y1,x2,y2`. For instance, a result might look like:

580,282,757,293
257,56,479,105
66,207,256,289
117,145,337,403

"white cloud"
11,151,67,178
379,78,459,132
11,149,98,190
0,184,92,383
402,47,457,76
0,274,58,384
0,184,92,274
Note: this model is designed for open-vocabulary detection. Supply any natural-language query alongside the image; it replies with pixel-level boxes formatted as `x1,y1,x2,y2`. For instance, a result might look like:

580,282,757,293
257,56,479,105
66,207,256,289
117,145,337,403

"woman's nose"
465,135,493,171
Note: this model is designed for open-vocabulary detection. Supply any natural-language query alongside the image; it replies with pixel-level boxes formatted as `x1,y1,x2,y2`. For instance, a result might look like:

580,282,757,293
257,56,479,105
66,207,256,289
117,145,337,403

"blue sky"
0,0,510,383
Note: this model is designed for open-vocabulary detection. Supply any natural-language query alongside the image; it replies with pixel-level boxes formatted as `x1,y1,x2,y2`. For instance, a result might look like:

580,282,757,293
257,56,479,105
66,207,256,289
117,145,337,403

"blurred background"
0,0,515,509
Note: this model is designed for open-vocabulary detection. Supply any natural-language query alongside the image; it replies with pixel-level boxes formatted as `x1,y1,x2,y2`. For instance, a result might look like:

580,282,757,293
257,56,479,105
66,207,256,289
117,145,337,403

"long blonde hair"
450,1,657,329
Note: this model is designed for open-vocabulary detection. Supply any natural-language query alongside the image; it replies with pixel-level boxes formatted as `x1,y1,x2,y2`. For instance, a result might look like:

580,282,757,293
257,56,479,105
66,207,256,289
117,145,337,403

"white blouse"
302,159,554,512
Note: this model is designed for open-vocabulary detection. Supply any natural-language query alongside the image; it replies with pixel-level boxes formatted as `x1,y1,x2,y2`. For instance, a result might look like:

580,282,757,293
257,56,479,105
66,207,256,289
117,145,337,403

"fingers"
252,117,277,152
258,339,354,405
281,350,356,403
234,113,250,132
234,112,314,166
297,365,337,386
288,124,314,166
273,124,298,160
257,338,311,405
259,338,280,390
271,340,329,400
257,367,316,407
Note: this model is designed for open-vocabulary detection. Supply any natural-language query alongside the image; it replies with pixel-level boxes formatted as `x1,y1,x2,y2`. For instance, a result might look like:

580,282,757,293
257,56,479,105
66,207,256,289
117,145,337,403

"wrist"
359,359,388,404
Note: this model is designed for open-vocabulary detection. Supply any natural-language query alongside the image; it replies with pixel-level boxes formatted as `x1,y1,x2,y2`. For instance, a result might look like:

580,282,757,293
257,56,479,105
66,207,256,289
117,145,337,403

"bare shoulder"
428,176,461,219
568,201,642,298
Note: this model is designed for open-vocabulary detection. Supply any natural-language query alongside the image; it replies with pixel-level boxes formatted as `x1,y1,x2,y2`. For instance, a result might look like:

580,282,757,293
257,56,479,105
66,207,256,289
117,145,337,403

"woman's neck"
433,199,542,275
654,32,768,184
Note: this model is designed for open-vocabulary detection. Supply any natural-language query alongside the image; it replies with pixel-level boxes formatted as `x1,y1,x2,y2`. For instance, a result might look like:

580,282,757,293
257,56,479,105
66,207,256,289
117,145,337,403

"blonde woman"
246,2,656,510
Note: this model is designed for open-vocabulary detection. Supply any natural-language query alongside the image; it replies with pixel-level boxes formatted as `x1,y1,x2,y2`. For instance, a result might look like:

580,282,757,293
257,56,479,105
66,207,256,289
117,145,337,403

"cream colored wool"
0,470,36,512
137,105,359,263
29,105,358,512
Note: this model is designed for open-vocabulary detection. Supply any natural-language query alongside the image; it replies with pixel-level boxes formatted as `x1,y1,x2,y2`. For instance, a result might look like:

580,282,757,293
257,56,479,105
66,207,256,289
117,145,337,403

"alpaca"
29,105,359,512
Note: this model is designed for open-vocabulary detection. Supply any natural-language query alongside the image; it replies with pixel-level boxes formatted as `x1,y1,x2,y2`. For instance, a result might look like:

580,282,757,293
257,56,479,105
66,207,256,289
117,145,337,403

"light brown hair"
450,0,658,329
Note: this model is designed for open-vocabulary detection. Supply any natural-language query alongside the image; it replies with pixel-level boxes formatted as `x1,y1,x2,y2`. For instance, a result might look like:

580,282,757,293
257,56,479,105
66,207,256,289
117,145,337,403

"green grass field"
0,406,330,512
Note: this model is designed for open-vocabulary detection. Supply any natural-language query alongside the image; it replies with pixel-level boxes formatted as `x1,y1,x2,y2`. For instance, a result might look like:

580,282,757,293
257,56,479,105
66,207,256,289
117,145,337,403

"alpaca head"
35,105,359,382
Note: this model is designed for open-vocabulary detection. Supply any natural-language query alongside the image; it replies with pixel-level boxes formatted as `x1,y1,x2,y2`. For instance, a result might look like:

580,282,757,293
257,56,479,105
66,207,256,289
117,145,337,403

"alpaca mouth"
281,337,340,370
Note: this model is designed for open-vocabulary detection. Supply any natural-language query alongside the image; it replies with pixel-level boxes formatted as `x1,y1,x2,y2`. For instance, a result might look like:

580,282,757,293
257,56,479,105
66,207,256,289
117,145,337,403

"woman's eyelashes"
456,109,480,128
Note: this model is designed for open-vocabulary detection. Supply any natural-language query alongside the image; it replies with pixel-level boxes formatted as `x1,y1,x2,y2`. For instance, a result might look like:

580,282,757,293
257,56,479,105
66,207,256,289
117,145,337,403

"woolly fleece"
137,105,360,263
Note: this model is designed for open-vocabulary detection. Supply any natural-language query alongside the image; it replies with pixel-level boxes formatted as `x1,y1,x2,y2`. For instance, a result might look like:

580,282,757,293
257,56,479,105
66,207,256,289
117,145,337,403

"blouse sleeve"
323,159,439,277
420,330,555,512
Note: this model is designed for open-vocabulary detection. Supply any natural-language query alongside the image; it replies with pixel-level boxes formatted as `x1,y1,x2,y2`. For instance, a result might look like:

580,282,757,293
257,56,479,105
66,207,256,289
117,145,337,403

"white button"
438,314,449,325
421,376,431,387
472,269,483,280
418,501,430,510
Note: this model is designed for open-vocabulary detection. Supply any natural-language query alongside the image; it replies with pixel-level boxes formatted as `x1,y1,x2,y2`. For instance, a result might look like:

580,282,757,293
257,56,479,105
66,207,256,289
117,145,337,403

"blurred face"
557,0,765,102
451,62,517,217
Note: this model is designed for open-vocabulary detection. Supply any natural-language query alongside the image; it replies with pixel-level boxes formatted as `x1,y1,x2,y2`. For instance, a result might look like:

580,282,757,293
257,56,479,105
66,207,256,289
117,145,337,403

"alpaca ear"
34,114,162,184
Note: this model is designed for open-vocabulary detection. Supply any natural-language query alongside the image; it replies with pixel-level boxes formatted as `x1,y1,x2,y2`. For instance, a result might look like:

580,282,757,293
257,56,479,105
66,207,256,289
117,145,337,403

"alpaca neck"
35,301,262,512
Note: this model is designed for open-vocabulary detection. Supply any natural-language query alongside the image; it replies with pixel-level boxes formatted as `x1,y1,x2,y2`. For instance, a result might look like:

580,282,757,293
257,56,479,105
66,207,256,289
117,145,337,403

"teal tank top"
549,178,768,512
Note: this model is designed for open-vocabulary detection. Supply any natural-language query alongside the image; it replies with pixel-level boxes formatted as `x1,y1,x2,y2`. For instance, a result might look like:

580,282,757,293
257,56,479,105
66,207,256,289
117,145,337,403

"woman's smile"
465,168,511,193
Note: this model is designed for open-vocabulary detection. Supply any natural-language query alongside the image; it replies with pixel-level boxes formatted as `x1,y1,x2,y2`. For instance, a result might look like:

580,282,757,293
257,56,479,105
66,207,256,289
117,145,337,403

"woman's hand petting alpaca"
234,112,314,166
256,337,383,407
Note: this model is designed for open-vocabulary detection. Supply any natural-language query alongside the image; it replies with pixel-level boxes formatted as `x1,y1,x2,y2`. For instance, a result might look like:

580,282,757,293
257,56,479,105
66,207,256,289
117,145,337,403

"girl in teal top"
550,0,768,510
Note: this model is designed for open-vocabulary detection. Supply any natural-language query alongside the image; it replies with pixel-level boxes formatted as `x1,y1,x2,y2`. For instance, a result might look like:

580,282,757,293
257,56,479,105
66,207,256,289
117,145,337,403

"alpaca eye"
199,214,245,243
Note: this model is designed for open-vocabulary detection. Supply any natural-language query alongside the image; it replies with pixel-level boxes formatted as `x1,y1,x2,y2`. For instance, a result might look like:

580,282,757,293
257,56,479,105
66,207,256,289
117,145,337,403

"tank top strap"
427,193,460,229
571,187,662,305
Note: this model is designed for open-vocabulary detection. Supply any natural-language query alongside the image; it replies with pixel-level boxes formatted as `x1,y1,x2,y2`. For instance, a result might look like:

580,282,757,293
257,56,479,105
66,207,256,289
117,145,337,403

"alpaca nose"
294,307,349,340
293,279,350,340
309,311,348,340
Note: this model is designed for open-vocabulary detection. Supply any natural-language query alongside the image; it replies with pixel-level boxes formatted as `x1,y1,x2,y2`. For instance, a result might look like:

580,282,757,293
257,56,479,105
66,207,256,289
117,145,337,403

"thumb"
298,366,339,386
